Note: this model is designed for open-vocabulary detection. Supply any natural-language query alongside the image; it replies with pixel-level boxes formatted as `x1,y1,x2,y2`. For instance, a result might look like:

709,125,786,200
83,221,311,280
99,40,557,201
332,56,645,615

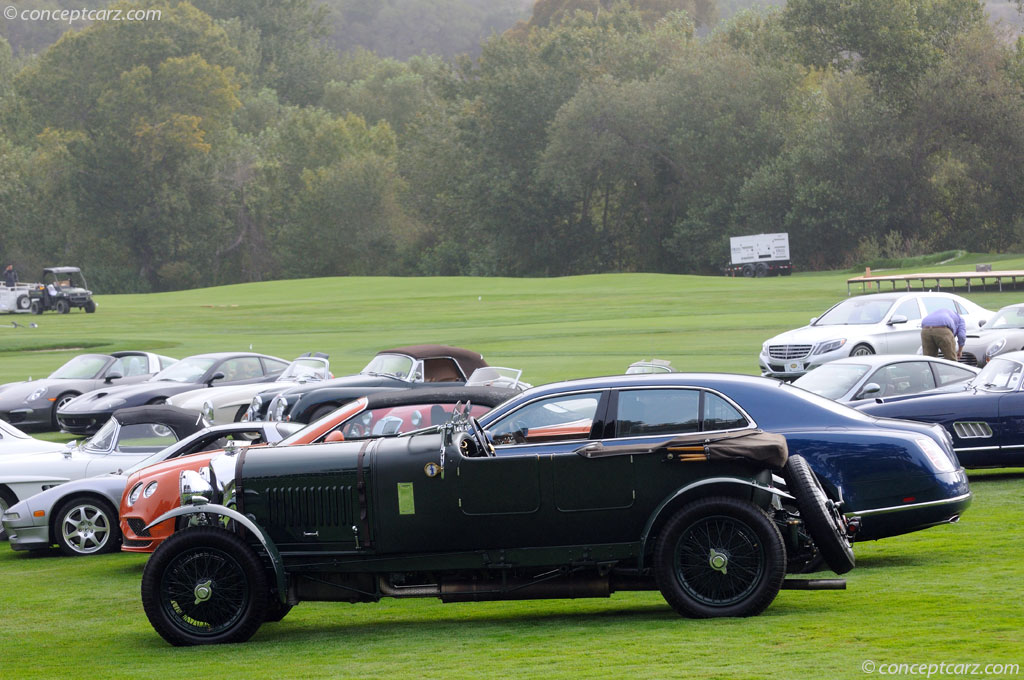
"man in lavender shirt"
920,308,966,360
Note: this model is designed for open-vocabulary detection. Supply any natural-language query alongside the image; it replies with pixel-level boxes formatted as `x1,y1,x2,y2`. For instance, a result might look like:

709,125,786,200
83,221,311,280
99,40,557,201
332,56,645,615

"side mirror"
103,373,123,384
887,315,908,326
207,371,226,386
325,430,345,442
857,382,882,399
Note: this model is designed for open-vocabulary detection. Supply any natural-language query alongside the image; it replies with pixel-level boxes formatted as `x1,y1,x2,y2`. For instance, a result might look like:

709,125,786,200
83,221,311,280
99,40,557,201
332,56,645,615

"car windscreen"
278,358,329,382
81,418,118,452
360,354,414,380
984,307,1024,329
814,297,896,325
973,357,1024,391
793,364,870,400
153,357,217,383
49,354,109,379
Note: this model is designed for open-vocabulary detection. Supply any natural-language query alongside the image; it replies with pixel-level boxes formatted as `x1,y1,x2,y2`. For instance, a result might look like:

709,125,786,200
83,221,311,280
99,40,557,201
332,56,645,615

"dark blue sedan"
475,373,971,543
858,352,1024,468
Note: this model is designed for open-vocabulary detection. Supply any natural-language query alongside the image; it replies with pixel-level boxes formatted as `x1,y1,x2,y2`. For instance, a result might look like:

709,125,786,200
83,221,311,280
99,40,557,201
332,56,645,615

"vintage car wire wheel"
782,455,855,575
142,527,268,646
55,497,121,556
654,496,785,618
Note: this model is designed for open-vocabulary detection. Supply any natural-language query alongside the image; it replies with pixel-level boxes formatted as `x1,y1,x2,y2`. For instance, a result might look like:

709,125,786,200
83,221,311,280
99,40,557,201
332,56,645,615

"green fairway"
1,265,1023,679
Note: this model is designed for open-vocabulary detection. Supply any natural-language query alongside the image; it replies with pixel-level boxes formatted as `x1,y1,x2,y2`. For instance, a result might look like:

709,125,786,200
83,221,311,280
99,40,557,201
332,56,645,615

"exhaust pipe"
782,578,846,590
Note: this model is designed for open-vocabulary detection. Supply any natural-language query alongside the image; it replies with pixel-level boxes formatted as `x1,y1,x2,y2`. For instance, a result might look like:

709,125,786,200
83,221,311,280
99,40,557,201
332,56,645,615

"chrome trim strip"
847,492,972,517
954,445,1000,452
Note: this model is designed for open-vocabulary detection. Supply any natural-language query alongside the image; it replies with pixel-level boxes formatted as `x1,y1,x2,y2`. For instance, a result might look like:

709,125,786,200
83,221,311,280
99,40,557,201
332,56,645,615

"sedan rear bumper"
848,490,972,541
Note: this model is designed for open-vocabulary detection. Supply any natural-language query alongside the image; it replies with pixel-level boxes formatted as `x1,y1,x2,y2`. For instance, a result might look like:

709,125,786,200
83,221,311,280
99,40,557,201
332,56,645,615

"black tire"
741,264,754,278
142,527,268,646
16,295,30,311
264,598,293,623
0,486,18,541
84,300,96,313
52,392,79,430
849,343,874,357
754,263,768,278
30,300,42,315
54,496,121,556
233,405,250,422
654,496,786,618
782,455,855,575
55,299,70,314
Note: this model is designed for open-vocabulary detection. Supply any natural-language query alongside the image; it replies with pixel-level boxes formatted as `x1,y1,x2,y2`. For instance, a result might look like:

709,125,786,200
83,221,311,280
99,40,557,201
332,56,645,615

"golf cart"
27,267,96,314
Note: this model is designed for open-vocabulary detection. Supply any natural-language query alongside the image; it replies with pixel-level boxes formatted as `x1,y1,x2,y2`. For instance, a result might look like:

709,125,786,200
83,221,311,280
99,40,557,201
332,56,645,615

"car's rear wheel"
55,497,121,556
849,343,874,357
654,496,785,618
142,527,268,646
741,264,755,277
755,263,768,277
782,455,855,575
16,295,30,310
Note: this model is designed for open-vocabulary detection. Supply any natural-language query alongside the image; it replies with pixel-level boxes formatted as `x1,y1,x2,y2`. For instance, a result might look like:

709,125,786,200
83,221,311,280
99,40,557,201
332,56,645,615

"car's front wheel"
55,299,70,314
142,527,268,646
55,497,121,556
849,343,874,357
654,496,785,618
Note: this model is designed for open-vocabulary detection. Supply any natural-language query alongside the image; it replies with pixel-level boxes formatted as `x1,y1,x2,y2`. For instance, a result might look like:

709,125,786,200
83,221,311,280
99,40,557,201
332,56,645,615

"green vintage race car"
140,405,852,646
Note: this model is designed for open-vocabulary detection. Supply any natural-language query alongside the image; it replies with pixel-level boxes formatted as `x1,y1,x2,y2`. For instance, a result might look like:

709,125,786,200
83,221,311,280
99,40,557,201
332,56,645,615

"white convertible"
0,419,65,457
168,353,332,424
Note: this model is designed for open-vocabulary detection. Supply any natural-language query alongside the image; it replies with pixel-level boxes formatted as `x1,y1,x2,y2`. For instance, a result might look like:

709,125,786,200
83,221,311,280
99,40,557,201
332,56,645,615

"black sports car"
56,352,289,435
0,351,177,431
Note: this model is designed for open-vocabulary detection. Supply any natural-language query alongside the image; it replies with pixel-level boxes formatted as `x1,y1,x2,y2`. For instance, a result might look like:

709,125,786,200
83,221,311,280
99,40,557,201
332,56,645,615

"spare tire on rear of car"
782,454,855,575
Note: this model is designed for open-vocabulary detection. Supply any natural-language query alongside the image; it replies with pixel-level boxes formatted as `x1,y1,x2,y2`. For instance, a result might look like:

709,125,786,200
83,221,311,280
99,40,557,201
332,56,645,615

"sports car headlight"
2,511,20,521
917,437,956,473
143,481,158,498
202,400,215,422
761,342,769,355
271,397,288,421
814,339,847,355
986,338,1007,358
410,409,422,427
27,386,48,402
127,482,143,506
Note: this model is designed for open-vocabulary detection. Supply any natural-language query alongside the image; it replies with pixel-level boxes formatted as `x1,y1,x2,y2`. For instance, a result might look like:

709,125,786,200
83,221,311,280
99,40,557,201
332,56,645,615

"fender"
637,476,793,570
146,501,288,603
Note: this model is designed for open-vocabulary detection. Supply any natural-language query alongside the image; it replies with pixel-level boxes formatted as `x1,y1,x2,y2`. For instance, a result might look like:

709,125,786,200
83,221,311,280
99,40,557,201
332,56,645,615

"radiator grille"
953,421,993,439
125,517,151,537
768,345,812,360
958,352,979,367
265,485,356,527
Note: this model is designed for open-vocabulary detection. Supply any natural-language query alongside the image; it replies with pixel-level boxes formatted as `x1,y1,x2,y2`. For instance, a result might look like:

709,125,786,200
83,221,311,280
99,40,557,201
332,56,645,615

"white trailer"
725,233,792,277
0,285,33,313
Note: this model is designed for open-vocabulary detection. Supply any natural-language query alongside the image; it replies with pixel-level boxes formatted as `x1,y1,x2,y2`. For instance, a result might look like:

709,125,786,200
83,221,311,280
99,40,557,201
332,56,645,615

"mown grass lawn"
1,260,1023,679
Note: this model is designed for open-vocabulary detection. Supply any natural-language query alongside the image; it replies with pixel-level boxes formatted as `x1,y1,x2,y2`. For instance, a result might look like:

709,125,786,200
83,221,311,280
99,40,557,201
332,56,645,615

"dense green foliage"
0,271,1021,679
2,0,1024,292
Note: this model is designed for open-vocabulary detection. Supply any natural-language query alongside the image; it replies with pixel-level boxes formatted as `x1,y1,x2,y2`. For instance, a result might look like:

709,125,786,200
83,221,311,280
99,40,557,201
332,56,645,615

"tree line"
1,0,1023,292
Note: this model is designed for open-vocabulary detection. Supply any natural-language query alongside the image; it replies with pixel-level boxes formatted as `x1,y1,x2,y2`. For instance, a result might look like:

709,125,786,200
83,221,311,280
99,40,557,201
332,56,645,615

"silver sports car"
792,354,978,403
1,419,301,555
